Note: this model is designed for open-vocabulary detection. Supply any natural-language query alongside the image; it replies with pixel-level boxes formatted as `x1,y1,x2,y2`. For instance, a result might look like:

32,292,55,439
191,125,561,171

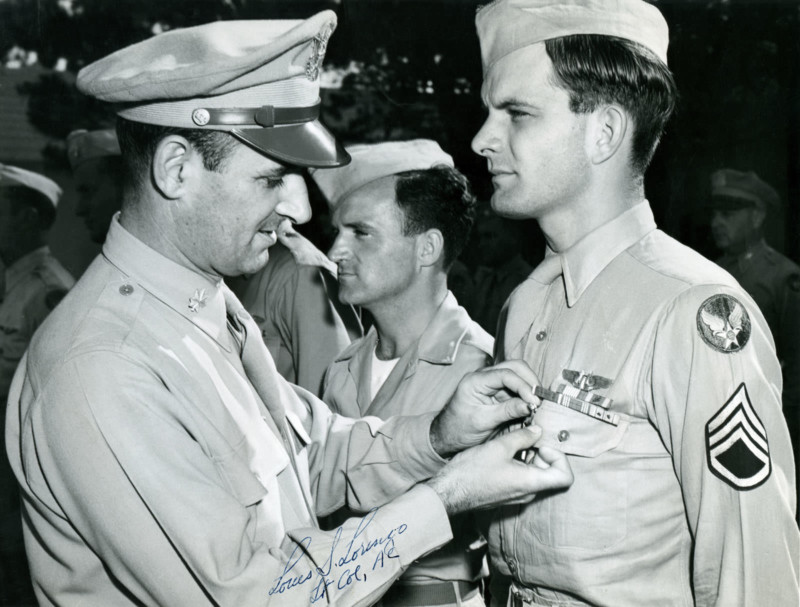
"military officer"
5,14,572,606
471,0,799,605
710,168,800,463
67,128,124,244
314,140,493,607
0,163,73,603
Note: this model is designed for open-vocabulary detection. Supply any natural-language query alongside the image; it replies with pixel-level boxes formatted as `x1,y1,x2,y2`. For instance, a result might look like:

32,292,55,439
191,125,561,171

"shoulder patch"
706,383,771,490
696,294,751,353
44,289,68,311
788,273,800,293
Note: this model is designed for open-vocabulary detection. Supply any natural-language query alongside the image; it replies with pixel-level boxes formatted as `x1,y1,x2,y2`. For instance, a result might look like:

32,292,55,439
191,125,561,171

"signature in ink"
267,508,408,603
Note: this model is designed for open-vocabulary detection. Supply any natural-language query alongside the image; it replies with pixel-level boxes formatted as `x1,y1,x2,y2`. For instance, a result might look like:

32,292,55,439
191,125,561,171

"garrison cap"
476,0,670,73
0,164,62,208
710,169,780,212
76,12,349,168
310,139,454,206
66,129,121,170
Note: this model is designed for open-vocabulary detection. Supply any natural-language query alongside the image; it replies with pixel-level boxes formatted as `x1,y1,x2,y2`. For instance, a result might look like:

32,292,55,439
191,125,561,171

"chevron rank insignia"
705,383,771,490
696,294,751,353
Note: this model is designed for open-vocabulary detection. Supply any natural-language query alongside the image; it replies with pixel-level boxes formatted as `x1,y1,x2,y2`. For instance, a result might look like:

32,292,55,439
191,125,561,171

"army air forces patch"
696,294,751,353
706,383,771,490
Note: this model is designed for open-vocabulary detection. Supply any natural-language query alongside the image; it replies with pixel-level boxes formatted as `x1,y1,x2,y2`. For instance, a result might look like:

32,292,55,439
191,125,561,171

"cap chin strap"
191,102,320,128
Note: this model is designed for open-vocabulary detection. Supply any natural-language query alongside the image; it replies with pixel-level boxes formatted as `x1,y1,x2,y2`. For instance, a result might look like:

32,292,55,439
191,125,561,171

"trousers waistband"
381,579,480,606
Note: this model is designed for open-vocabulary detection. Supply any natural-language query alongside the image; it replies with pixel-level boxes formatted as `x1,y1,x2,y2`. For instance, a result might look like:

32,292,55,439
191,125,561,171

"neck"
370,277,448,360
539,180,643,252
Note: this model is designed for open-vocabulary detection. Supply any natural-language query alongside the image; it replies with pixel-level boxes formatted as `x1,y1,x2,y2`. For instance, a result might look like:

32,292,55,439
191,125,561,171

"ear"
586,105,628,165
152,135,198,200
418,228,445,268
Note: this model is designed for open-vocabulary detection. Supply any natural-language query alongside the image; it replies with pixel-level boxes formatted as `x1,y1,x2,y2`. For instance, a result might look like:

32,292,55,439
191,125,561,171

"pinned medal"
696,294,751,353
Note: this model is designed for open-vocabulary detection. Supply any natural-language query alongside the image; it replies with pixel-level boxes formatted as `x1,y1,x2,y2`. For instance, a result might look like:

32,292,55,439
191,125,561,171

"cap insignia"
192,109,211,126
697,294,751,353
306,22,334,81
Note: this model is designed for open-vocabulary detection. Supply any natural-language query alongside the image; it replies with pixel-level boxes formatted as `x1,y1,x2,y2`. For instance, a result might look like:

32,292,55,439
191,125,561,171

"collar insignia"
697,294,751,353
188,288,208,313
562,369,612,391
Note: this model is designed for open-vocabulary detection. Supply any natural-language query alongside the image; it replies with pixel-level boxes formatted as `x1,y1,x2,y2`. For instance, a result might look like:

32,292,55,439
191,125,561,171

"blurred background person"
709,168,800,498
470,211,532,335
315,140,492,607
66,129,123,244
0,164,73,605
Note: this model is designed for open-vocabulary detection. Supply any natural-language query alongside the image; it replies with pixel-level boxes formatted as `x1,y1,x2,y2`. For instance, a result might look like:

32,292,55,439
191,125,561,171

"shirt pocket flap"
213,440,269,507
535,401,629,458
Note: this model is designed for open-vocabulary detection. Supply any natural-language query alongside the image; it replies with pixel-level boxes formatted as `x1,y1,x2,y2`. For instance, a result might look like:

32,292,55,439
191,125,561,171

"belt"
381,580,480,606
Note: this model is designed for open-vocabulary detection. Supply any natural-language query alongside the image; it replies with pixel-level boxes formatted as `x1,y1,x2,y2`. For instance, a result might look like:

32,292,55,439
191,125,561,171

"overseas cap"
476,0,670,73
76,12,349,168
0,164,62,207
66,129,121,169
310,139,454,206
711,169,780,211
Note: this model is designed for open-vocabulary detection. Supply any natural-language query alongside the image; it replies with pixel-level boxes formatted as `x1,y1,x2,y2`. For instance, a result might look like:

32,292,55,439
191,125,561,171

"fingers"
528,446,574,490
466,363,541,408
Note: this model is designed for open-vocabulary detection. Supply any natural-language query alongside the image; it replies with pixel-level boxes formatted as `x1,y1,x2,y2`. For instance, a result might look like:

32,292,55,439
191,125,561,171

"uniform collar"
102,215,230,350
4,246,51,295
334,291,476,365
535,201,657,307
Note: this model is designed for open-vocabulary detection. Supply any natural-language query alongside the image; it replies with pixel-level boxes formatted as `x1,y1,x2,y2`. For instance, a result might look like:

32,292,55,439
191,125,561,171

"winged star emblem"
700,301,744,350
696,294,751,353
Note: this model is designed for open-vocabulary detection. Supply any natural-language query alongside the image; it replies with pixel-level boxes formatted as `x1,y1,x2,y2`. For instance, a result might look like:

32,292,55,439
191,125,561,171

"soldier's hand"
427,425,573,514
430,359,540,457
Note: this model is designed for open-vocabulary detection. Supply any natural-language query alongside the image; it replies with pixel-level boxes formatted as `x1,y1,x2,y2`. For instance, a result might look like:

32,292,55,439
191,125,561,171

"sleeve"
646,285,800,606
27,351,451,607
287,383,448,517
289,266,354,397
776,272,800,446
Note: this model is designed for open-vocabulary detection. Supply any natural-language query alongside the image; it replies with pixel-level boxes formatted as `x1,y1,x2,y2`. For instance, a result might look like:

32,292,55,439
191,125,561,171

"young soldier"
472,0,799,605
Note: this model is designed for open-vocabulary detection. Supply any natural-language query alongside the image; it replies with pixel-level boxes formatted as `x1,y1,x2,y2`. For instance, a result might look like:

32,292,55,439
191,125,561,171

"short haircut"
116,116,238,195
393,165,477,269
6,185,56,230
545,35,678,175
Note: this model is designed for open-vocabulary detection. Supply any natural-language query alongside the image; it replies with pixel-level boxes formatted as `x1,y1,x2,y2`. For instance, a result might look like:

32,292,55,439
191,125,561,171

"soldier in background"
67,129,123,244
0,164,74,604
710,168,800,501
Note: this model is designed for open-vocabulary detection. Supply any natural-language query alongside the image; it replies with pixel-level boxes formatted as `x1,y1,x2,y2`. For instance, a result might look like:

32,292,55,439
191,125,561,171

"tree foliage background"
1,0,798,259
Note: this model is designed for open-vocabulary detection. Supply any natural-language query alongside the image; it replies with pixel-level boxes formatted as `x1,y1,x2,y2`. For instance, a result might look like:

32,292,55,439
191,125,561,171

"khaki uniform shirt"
5,218,452,607
0,246,74,402
491,202,799,606
323,293,493,586
236,243,361,397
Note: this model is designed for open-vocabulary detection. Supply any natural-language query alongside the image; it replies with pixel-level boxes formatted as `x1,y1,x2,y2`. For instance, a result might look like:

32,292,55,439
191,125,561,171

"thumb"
500,425,543,453
494,397,535,426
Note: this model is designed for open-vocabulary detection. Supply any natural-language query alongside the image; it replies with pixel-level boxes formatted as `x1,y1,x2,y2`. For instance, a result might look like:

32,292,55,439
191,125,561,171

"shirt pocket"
529,402,631,551
212,437,268,508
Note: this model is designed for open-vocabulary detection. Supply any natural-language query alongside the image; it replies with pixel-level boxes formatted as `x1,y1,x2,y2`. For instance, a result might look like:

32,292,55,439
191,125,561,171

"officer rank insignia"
706,383,771,490
696,294,751,353
188,288,208,313
306,22,334,81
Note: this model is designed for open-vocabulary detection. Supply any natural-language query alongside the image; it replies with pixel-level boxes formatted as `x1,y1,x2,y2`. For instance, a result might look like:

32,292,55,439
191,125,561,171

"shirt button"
535,330,547,341
119,284,134,296
558,430,570,442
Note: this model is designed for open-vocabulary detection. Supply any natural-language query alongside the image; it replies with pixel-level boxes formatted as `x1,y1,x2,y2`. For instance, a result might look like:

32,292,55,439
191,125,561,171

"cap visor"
232,120,350,168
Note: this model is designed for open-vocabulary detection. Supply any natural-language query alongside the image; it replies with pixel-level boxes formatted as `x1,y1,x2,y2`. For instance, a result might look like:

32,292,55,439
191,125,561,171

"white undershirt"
370,345,400,401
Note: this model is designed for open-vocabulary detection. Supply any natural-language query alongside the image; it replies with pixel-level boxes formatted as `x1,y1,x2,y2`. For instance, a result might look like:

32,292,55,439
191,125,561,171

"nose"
275,174,311,225
327,232,349,264
710,210,724,229
471,114,500,158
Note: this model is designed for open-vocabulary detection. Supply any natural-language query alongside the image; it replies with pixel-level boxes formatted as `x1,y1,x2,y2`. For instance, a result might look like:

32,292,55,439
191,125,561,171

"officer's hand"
430,360,540,457
427,426,573,515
